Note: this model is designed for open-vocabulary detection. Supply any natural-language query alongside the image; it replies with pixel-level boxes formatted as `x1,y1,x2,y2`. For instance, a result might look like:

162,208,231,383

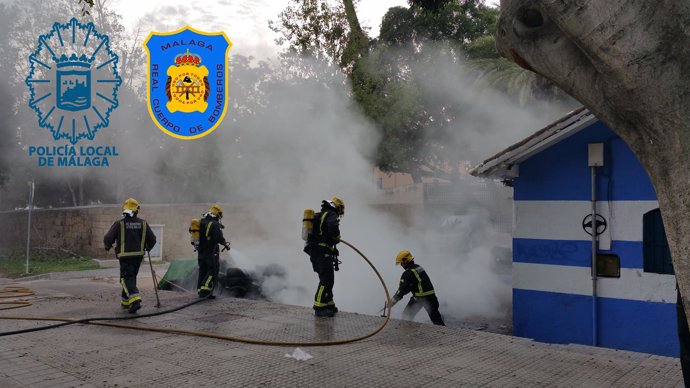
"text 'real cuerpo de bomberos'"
28,145,119,167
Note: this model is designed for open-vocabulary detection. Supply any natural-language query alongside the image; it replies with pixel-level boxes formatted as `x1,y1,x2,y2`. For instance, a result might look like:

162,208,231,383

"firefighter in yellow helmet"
197,203,230,298
390,250,445,325
305,196,344,317
103,198,157,313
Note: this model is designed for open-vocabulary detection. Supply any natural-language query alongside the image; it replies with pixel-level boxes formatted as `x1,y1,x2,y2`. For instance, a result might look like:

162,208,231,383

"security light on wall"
588,143,604,167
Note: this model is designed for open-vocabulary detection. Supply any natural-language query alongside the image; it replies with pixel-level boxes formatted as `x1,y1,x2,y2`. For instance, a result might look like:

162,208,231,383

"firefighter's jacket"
198,216,227,256
104,216,157,258
393,263,436,301
308,202,341,254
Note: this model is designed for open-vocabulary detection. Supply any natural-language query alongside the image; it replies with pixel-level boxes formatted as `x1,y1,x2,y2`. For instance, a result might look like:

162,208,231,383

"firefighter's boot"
128,300,141,314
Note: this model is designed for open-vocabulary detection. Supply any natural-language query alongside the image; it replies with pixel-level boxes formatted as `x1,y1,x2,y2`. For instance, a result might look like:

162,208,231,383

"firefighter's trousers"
402,295,445,326
312,252,335,311
197,252,220,296
119,256,143,304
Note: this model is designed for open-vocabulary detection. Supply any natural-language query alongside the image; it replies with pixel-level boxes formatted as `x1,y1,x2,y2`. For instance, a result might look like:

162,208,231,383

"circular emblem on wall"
582,213,607,236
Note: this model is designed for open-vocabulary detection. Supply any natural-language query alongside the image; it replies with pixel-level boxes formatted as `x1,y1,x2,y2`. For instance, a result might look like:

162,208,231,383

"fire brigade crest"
25,18,122,144
144,26,232,140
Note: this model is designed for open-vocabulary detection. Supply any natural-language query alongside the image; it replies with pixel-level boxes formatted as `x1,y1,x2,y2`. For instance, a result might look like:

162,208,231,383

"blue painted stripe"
514,122,657,201
597,296,679,356
514,238,643,269
514,288,592,346
514,288,679,357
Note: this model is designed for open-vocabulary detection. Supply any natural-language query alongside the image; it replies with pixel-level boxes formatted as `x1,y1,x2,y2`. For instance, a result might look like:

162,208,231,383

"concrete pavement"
0,272,683,387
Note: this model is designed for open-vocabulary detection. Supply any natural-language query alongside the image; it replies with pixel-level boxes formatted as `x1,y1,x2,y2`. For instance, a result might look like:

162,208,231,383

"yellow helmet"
122,198,140,212
209,203,224,218
330,196,345,216
395,250,414,265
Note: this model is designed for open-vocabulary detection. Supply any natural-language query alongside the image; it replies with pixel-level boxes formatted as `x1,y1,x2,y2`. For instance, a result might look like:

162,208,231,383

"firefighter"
104,198,157,313
197,204,230,298
306,196,344,317
390,250,445,326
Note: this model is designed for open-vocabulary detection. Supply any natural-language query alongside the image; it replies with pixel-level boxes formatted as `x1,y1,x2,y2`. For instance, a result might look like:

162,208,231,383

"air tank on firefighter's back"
189,218,200,249
302,209,314,241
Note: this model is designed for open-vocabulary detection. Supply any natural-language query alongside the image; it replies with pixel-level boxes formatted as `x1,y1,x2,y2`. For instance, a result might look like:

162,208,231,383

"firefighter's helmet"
395,250,414,265
209,203,224,219
122,198,140,212
330,196,345,217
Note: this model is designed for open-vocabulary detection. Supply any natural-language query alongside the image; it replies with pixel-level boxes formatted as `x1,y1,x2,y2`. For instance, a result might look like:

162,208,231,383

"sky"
113,0,409,60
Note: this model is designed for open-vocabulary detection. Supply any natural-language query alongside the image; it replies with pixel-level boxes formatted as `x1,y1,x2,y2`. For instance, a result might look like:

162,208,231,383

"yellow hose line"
0,286,34,298
0,287,34,310
0,239,392,346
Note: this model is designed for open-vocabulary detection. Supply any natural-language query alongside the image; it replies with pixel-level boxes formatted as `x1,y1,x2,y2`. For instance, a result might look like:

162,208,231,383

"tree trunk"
496,0,690,325
341,0,369,69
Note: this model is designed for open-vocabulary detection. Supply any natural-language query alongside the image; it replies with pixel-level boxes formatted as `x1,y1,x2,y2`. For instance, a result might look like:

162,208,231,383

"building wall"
0,203,426,261
512,122,678,357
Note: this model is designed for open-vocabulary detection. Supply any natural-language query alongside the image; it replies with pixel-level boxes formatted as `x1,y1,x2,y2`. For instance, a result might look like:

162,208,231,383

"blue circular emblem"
25,18,122,145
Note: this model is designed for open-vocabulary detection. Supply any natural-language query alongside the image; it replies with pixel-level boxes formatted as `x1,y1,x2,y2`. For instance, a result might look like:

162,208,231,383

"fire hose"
0,239,392,346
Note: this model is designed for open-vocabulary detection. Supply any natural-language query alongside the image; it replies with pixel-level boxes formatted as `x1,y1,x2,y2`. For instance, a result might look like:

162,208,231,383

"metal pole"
591,167,598,346
24,181,35,275
147,251,161,308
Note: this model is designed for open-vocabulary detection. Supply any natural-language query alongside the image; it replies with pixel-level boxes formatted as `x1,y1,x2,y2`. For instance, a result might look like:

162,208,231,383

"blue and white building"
471,107,678,357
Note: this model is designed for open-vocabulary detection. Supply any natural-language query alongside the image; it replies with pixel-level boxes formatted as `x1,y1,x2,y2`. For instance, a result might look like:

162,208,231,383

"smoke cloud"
1,3,579,327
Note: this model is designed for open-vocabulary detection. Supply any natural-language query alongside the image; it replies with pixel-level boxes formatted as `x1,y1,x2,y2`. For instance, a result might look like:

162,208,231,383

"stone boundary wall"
0,203,424,261
0,204,266,261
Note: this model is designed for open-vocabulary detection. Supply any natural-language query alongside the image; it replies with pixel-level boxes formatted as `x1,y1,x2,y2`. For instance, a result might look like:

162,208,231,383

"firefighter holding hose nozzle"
303,196,344,317
389,250,445,326
197,204,230,299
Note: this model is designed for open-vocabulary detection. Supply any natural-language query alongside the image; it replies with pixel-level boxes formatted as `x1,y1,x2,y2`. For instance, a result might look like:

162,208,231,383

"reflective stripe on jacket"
198,216,227,255
312,207,340,252
393,263,436,300
104,216,157,257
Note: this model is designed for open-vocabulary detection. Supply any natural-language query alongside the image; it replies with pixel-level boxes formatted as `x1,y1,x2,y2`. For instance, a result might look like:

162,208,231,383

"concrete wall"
0,204,267,261
0,203,425,261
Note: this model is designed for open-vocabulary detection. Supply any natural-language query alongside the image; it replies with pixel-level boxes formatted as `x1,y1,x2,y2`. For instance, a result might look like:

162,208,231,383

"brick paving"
0,276,683,387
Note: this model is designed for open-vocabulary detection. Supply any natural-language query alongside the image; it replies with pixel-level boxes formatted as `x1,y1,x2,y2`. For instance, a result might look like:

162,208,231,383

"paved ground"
0,269,684,387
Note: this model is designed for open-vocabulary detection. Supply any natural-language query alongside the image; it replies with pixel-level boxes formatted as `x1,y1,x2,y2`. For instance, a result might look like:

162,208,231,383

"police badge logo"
144,26,232,139
25,18,122,145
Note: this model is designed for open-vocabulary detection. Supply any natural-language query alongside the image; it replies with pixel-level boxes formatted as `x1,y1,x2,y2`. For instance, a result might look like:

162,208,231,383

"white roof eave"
470,108,596,179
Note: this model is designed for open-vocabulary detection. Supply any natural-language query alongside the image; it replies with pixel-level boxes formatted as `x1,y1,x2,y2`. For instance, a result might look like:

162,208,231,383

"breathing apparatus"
189,218,200,251
302,208,315,241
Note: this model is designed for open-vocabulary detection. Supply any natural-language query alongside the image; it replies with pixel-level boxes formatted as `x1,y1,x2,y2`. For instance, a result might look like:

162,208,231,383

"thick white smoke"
212,48,575,325
2,2,578,327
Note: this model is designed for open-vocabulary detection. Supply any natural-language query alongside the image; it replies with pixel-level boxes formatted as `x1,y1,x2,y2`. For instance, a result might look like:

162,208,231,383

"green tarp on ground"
157,259,197,290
